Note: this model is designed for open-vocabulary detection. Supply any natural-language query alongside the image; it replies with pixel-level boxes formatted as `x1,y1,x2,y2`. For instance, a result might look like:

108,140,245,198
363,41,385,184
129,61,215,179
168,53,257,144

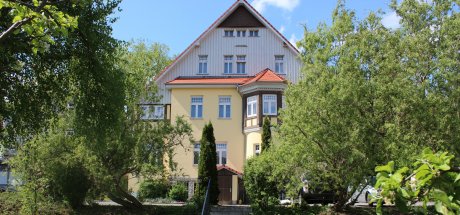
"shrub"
168,183,188,202
138,179,170,200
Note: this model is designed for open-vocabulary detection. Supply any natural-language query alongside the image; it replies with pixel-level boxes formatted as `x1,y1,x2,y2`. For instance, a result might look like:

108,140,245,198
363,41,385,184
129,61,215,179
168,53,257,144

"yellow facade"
170,87,245,178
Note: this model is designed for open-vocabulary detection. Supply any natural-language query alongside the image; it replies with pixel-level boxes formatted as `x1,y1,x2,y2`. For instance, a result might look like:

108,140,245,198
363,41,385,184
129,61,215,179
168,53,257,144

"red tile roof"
166,76,251,85
242,68,286,85
165,69,286,86
217,165,243,175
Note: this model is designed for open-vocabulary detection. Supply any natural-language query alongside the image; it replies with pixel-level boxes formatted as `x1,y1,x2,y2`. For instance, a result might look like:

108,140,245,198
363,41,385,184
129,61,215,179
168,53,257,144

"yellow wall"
170,88,245,178
245,131,261,159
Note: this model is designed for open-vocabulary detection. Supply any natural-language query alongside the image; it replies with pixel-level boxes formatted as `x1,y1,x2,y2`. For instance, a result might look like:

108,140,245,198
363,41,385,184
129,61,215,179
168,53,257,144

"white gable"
154,0,302,104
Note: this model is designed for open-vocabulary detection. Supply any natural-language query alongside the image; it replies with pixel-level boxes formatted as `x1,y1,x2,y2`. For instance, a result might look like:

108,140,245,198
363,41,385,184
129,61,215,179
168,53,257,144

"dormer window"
249,30,259,37
224,30,234,37
237,30,246,37
198,55,208,74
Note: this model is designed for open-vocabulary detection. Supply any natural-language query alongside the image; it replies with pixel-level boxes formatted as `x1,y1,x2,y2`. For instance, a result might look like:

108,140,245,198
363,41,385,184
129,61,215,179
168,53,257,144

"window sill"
247,115,257,118
263,113,277,116
196,73,209,75
218,117,232,120
190,117,203,120
222,73,247,75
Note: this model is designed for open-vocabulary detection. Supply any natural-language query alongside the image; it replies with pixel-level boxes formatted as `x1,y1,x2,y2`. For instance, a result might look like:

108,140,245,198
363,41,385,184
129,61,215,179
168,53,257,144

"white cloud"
279,26,286,34
382,11,401,29
252,0,300,13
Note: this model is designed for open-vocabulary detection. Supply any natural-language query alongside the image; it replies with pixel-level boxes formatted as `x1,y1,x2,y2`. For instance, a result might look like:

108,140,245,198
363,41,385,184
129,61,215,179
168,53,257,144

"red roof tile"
166,76,251,85
217,165,243,175
165,69,286,86
242,68,286,85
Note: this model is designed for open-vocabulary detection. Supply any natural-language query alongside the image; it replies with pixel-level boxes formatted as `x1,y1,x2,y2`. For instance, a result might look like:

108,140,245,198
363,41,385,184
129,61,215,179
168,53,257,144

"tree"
196,122,219,205
274,0,460,211
374,148,460,215
261,116,271,152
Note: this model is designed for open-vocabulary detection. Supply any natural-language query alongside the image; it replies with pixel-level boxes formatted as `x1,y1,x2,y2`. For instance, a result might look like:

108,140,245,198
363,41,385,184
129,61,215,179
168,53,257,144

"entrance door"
218,174,232,204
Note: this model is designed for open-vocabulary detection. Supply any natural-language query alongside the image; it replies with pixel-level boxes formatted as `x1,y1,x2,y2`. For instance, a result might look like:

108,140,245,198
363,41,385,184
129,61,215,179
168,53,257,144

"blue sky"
112,0,399,56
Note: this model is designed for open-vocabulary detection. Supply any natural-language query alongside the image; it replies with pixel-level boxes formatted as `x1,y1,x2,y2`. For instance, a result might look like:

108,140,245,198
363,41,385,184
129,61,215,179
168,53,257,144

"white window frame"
247,95,258,117
249,30,259,37
237,30,246,37
263,94,277,115
198,55,208,74
275,55,284,74
218,96,231,119
216,144,227,165
254,144,260,156
193,143,200,165
224,55,233,74
191,96,203,118
236,55,246,74
140,105,164,120
224,30,234,37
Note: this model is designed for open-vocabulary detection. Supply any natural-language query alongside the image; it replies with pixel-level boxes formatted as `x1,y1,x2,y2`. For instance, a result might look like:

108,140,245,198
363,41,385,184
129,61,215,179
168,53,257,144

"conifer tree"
196,122,219,204
261,117,272,152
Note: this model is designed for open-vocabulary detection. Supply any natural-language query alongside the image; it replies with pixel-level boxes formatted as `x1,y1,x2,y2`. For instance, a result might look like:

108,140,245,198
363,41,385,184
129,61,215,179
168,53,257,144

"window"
193,144,200,164
198,55,208,74
236,55,246,74
224,30,234,37
216,144,227,165
247,95,258,117
224,55,233,74
254,144,260,156
249,30,259,37
237,30,246,37
191,96,203,118
263,94,277,115
140,105,164,120
219,96,231,118
275,55,284,74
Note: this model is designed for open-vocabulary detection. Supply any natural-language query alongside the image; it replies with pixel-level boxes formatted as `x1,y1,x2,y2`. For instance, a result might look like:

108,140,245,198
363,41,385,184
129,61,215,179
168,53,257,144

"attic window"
249,30,259,37
237,30,246,37
224,30,234,37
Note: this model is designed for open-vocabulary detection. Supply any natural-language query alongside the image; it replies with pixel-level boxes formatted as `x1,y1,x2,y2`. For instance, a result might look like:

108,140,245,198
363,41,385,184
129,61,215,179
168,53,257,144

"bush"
138,179,170,201
244,153,279,214
168,183,188,202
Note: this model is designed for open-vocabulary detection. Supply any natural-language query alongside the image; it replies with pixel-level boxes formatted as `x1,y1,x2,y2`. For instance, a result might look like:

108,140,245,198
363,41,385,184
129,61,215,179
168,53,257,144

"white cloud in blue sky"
251,0,300,13
382,11,401,29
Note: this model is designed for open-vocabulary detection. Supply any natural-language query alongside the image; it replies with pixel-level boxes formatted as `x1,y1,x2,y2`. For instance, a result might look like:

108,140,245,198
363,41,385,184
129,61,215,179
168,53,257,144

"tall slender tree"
196,122,219,205
261,116,271,152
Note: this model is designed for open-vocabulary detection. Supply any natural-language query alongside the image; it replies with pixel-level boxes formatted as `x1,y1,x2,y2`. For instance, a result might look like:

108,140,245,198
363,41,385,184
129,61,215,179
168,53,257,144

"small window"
236,55,246,74
247,95,258,117
191,96,203,118
224,55,233,74
249,30,259,37
254,144,260,156
219,96,231,118
224,30,234,37
140,105,164,120
275,55,284,74
216,144,227,165
198,55,208,74
65,129,75,136
193,144,200,164
237,30,246,37
263,94,277,115
153,105,165,119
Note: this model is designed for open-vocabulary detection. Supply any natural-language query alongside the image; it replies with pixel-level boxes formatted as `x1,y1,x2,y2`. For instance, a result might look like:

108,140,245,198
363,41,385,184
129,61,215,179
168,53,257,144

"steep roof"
242,68,286,86
154,0,299,82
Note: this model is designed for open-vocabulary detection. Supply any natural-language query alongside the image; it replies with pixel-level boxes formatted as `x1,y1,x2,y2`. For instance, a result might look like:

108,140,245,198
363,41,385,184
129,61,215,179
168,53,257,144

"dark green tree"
261,116,271,152
196,122,219,205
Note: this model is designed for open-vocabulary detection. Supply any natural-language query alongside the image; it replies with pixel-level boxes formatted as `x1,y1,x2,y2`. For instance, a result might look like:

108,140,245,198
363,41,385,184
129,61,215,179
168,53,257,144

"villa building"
131,0,302,204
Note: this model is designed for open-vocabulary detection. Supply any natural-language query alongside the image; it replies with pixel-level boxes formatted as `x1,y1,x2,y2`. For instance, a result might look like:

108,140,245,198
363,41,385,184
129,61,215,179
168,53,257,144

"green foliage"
374,148,460,215
276,0,460,211
261,116,272,152
168,182,188,202
138,179,170,201
244,151,279,213
196,122,219,205
10,115,92,213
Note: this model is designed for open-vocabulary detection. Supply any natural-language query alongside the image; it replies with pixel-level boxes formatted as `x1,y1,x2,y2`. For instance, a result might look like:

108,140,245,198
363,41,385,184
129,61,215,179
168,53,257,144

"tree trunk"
106,181,143,209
